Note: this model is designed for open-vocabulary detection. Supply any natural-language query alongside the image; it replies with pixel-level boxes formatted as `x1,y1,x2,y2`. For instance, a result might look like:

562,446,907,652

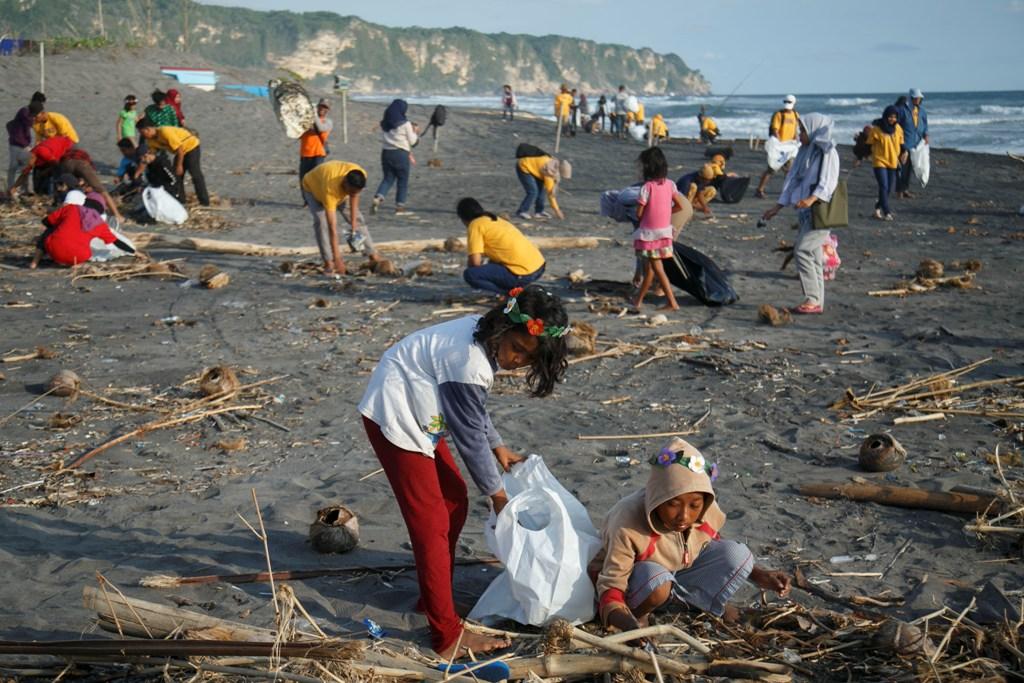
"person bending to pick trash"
591,438,791,638
358,286,570,659
300,160,380,276
760,113,840,315
515,147,568,221
137,117,210,207
458,197,546,294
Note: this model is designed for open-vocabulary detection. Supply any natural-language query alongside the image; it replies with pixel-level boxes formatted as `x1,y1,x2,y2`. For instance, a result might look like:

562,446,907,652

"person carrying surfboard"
755,95,800,198
301,160,380,276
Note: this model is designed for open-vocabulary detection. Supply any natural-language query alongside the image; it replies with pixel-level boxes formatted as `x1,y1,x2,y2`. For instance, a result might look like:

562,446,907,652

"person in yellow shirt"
700,115,719,144
516,152,567,220
300,160,380,275
677,164,718,216
32,111,79,143
634,101,645,125
650,114,669,144
865,105,904,221
554,85,574,136
755,94,800,198
457,197,545,293
137,118,209,206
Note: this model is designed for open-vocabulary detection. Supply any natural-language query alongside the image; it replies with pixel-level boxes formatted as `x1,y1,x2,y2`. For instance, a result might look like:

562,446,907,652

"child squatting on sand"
591,438,791,638
358,286,570,659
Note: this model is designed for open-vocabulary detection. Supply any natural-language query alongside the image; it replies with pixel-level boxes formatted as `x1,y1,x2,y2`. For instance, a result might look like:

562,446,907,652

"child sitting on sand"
358,286,570,659
591,438,790,635
631,147,683,311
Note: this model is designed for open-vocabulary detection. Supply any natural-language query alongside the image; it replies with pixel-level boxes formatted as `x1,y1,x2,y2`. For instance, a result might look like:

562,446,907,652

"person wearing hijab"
370,99,419,215
759,113,841,315
166,89,186,128
865,105,904,220
30,189,135,268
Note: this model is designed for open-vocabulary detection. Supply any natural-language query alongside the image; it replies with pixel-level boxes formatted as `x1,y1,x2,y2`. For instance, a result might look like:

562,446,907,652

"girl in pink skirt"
632,147,685,310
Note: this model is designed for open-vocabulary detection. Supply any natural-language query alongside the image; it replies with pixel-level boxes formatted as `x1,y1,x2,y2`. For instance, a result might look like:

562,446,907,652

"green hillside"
0,0,710,95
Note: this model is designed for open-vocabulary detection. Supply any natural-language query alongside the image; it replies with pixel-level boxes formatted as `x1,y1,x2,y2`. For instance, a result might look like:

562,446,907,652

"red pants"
362,416,468,653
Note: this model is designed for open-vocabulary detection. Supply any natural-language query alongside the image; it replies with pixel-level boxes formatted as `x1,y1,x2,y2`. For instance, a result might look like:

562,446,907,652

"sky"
199,0,1024,94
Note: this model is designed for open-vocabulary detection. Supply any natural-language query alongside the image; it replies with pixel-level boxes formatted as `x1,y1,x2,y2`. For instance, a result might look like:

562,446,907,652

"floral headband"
651,447,719,482
504,287,570,338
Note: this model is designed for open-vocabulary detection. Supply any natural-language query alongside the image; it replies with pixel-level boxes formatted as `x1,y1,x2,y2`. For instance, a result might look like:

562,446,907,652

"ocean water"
355,90,1024,155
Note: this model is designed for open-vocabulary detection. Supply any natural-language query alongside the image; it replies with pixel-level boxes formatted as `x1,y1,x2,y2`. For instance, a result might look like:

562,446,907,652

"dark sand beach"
1,49,1023,677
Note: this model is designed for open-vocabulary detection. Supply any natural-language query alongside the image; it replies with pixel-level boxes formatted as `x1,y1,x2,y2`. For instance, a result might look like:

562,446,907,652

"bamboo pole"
555,113,564,153
798,481,1000,515
126,232,608,257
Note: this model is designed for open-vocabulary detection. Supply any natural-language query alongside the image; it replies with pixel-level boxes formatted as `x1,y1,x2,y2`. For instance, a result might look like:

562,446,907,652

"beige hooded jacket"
590,438,726,624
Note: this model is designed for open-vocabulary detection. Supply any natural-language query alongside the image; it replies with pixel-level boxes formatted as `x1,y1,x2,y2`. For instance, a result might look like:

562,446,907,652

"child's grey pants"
303,191,376,262
795,207,831,307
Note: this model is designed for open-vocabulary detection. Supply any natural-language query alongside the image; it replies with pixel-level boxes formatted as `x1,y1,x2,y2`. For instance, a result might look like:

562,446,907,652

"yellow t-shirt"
770,110,799,141
635,102,645,123
466,216,545,275
912,106,920,128
867,124,904,169
554,92,573,119
651,115,668,138
148,126,200,155
301,160,366,214
516,155,561,214
702,117,718,134
33,112,79,143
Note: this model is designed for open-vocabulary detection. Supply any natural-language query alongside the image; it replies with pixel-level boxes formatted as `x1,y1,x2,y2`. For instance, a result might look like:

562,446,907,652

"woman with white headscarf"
760,113,840,314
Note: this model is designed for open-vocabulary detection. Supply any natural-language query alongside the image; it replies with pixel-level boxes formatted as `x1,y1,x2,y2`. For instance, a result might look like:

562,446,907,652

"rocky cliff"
0,0,711,95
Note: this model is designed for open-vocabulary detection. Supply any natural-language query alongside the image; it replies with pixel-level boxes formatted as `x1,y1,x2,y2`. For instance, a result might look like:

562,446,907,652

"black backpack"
516,143,549,159
664,241,739,306
430,105,448,128
716,176,751,203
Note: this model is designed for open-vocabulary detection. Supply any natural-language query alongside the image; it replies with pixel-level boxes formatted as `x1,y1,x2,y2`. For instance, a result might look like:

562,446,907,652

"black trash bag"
145,154,175,189
716,176,751,203
429,105,448,128
664,241,739,306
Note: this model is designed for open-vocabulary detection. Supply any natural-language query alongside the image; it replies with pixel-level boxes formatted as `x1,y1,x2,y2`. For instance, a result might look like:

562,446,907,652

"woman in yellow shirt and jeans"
866,105,904,221
458,197,545,293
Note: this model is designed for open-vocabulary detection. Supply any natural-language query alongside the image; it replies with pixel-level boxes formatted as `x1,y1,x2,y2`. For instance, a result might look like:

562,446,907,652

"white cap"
64,190,86,206
909,88,924,99
783,94,796,110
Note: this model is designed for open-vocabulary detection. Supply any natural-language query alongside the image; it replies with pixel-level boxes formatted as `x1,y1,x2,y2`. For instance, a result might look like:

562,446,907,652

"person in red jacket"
30,190,135,268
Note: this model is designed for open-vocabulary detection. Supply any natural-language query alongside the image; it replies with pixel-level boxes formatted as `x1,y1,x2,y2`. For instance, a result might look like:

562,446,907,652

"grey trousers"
7,144,30,191
302,190,376,262
625,539,754,617
794,208,831,307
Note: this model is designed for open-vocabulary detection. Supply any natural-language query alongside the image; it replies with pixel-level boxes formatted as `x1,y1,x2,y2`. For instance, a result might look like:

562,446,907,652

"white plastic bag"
910,141,930,188
765,137,800,171
142,186,188,225
626,122,647,143
469,455,600,626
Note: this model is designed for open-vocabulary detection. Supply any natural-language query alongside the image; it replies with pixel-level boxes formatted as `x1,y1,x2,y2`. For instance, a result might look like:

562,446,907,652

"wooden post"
555,113,564,153
341,88,348,144
647,111,654,148
39,42,44,93
432,125,439,154
98,0,106,38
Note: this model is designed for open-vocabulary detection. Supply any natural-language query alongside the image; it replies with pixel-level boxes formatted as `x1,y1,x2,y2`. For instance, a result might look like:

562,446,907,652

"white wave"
979,104,1024,116
825,97,877,106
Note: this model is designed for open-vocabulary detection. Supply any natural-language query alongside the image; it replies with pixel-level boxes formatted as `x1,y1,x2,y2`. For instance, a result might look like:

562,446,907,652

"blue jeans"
516,168,545,215
463,262,545,294
873,167,897,215
375,148,411,206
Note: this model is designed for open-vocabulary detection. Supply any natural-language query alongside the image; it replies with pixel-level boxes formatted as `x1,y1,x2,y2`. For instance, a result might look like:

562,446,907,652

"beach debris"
198,264,230,289
309,504,360,554
426,158,442,167
646,313,669,327
213,436,247,452
48,369,82,398
834,357,1024,422
858,433,906,472
578,407,711,441
567,268,589,284
872,620,935,658
443,236,464,252
199,366,240,398
1,346,57,363
758,303,792,327
916,258,944,279
565,321,597,356
368,258,399,277
404,259,434,277
798,481,1001,515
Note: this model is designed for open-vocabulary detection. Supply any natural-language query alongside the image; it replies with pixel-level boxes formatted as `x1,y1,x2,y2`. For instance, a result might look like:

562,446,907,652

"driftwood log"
798,481,1001,515
126,232,609,256
505,654,790,681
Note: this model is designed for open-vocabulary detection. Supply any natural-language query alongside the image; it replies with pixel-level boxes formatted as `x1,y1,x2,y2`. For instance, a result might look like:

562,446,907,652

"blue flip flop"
435,660,511,682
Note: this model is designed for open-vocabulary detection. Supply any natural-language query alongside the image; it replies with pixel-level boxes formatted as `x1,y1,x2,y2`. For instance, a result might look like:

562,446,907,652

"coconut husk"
214,437,247,452
309,505,360,554
872,619,935,658
49,412,82,429
426,158,443,168
858,433,907,472
198,366,240,398
443,236,465,253
199,264,230,289
566,321,597,356
369,258,399,277
964,259,983,272
917,259,944,279
404,260,433,277
48,369,82,398
758,304,792,327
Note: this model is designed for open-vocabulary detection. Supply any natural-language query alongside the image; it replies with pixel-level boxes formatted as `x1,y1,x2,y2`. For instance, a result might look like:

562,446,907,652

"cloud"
873,42,921,53
1010,0,1024,11
702,51,721,61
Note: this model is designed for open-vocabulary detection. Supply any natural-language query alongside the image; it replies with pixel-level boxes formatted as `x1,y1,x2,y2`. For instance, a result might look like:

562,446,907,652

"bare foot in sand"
658,303,680,311
436,630,510,660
